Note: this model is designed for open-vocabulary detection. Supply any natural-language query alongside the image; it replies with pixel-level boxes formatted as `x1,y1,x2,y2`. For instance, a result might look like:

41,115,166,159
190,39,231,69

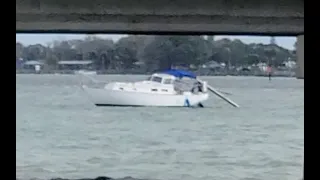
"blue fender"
184,98,190,107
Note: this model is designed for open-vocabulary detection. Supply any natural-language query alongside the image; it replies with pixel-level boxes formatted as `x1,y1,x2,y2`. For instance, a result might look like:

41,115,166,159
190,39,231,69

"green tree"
114,36,140,69
16,35,296,72
16,42,24,59
142,36,213,71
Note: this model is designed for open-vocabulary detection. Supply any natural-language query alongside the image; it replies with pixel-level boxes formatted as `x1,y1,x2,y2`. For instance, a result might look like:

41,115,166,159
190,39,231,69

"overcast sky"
16,34,296,50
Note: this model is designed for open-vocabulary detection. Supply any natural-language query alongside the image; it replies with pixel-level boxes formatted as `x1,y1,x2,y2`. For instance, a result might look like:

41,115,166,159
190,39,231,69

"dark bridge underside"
16,0,304,36
16,14,303,36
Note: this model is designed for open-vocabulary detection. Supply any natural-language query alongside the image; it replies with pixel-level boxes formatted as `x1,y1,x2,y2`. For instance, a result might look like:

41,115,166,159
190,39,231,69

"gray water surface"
16,75,304,180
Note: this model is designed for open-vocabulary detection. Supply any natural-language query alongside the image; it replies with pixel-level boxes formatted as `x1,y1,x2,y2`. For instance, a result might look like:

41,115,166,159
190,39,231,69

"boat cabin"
146,73,176,85
145,73,200,94
108,69,203,95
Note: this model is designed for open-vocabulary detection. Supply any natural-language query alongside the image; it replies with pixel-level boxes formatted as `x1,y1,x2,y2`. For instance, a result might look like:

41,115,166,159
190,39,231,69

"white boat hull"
81,85,209,107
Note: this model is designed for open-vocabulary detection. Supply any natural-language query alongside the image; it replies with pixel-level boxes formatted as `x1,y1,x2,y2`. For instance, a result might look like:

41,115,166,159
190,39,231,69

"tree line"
16,35,296,72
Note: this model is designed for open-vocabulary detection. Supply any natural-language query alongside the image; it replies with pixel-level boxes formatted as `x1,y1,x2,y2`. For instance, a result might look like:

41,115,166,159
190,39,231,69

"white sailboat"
80,69,239,108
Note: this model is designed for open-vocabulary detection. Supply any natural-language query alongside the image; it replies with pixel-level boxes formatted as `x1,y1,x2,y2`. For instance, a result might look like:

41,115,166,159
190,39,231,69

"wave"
17,176,151,180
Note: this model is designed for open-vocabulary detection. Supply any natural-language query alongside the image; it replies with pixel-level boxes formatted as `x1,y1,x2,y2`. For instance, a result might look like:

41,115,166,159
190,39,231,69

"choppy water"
16,74,304,180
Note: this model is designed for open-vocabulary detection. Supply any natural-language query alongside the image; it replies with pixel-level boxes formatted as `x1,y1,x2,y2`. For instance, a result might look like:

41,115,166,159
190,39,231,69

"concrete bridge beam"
16,0,304,35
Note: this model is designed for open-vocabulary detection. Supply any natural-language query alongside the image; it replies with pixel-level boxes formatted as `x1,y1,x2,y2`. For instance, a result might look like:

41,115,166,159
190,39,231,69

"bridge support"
296,35,304,79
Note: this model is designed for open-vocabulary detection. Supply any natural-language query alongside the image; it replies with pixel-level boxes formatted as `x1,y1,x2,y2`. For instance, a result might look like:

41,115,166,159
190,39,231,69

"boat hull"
81,85,209,107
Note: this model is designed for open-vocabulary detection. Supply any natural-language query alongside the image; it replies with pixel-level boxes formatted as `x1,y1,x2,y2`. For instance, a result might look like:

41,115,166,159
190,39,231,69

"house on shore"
23,60,44,71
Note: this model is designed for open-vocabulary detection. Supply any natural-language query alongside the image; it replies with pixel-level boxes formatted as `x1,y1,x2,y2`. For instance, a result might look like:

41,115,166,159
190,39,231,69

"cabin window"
163,79,172,84
151,76,162,83
161,89,168,92
151,89,158,92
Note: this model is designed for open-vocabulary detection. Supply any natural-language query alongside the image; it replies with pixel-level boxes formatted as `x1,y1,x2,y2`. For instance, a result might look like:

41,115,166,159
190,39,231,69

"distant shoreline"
16,70,297,78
